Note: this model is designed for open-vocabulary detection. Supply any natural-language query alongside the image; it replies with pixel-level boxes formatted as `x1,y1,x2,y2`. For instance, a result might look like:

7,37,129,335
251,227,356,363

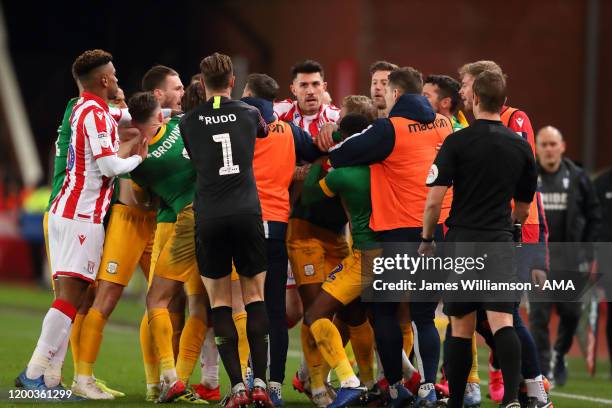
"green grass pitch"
0,284,611,407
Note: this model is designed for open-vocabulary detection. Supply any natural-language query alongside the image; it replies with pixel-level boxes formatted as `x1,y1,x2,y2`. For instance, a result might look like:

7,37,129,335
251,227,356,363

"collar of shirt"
82,91,109,112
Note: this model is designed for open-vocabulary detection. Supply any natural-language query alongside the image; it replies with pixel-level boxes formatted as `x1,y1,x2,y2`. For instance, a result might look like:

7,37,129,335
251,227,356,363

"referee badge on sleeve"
426,164,439,184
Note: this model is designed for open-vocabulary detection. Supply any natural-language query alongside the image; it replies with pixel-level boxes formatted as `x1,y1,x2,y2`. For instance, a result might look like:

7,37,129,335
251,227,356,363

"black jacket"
594,168,612,242
538,158,601,261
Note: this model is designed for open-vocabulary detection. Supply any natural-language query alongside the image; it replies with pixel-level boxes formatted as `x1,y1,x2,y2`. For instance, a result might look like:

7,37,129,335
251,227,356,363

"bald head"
536,126,565,172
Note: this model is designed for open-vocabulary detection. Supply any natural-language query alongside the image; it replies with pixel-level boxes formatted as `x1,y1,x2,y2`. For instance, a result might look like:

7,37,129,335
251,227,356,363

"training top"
180,96,268,219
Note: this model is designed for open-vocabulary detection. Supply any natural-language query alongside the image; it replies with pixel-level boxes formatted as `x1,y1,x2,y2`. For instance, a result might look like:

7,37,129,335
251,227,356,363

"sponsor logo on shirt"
78,234,86,245
327,263,343,282
541,192,568,211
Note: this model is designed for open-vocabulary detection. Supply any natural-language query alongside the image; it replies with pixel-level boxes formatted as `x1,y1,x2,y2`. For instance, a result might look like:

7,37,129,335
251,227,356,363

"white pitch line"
549,390,612,405
479,380,612,406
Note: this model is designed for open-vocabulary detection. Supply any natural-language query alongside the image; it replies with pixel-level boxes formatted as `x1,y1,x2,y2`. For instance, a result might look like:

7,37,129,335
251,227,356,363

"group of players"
14,48,553,408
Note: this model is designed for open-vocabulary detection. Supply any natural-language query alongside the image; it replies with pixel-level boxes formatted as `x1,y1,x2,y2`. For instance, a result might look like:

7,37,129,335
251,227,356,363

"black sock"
447,336,472,408
516,325,541,378
211,306,243,387
245,301,270,383
494,326,522,404
371,302,402,384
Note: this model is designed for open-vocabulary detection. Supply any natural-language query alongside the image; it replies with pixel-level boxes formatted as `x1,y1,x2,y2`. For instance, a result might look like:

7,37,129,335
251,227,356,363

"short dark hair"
290,60,324,81
388,67,423,95
369,60,399,75
246,73,279,101
128,91,159,123
200,52,233,91
473,70,506,113
424,75,461,113
72,49,113,81
181,81,206,112
339,113,371,140
341,95,376,123
142,65,179,92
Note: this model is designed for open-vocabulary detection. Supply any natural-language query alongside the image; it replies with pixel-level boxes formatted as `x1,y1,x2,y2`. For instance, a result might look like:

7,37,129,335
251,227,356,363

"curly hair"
72,49,113,80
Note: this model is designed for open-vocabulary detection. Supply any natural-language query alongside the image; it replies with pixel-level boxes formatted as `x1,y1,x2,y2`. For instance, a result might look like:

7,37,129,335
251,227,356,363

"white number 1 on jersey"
213,133,240,175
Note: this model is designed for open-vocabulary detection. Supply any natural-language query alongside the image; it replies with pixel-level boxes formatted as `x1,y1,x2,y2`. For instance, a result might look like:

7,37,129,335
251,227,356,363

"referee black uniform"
427,117,537,408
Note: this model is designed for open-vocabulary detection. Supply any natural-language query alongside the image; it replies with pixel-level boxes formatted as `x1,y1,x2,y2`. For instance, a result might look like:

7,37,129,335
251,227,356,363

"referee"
419,70,537,408
179,53,273,407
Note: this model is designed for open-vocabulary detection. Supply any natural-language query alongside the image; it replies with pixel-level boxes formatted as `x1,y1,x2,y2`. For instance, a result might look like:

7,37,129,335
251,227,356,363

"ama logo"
67,145,76,171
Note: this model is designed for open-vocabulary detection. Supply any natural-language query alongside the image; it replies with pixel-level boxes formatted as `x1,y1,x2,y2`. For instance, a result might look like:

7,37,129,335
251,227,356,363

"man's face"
291,72,326,115
370,70,391,110
536,130,565,168
459,74,475,112
109,88,127,108
422,83,440,113
384,84,399,113
159,74,185,110
101,62,119,99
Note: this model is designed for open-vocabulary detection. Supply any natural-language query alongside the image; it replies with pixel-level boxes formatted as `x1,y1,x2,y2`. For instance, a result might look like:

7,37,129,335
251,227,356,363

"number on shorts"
213,133,240,175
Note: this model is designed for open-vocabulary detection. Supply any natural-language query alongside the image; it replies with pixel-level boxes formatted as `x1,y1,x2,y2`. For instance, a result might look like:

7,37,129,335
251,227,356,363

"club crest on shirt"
106,261,118,274
562,177,569,189
304,264,315,276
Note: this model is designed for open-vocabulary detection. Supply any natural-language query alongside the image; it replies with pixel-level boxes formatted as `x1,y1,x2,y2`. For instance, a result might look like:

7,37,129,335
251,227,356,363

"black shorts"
443,226,516,317
196,214,267,279
443,301,515,317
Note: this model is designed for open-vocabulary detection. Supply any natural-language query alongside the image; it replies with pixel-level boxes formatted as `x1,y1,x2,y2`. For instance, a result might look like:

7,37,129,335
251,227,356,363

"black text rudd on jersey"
199,114,237,125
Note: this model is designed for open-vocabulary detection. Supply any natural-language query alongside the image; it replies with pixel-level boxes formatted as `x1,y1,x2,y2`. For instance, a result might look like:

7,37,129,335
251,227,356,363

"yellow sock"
233,311,249,378
400,322,414,357
149,308,176,380
70,313,85,378
140,312,160,385
301,324,325,390
310,318,355,383
348,321,375,386
177,317,206,384
77,308,107,377
169,311,185,361
468,334,480,383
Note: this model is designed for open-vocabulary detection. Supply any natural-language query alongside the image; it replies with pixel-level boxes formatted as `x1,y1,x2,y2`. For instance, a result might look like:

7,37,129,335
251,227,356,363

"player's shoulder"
503,106,532,131
273,99,295,116
322,104,341,123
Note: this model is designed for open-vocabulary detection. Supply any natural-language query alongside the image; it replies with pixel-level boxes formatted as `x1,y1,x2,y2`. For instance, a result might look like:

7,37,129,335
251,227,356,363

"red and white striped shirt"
51,92,119,224
274,99,340,137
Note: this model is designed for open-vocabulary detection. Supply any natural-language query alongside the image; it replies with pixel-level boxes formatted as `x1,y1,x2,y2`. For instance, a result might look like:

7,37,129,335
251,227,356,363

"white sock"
162,368,178,383
298,356,309,381
44,330,70,387
525,375,548,403
401,349,417,379
200,328,219,388
375,349,385,382
27,307,72,380
340,375,360,389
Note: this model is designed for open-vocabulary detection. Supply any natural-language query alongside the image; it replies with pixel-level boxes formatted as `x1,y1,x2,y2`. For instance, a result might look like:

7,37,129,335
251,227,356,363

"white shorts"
48,213,105,283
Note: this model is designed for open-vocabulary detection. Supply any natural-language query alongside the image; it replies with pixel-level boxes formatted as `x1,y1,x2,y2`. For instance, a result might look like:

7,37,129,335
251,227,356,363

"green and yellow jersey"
130,116,195,215
302,162,378,250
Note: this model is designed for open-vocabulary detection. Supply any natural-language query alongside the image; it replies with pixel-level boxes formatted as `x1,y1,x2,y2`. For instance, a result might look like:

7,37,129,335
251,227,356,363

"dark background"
3,0,611,182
